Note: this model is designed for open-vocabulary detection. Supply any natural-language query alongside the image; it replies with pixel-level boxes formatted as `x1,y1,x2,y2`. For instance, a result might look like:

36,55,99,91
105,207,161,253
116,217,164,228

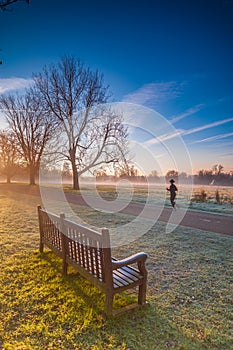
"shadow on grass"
40,250,139,315
40,251,206,349
0,249,218,349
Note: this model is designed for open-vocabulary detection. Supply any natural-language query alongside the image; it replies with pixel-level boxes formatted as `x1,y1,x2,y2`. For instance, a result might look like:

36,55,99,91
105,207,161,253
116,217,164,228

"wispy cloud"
146,117,233,146
219,150,233,157
122,81,183,106
191,132,233,144
171,104,204,123
0,78,33,94
183,117,233,136
217,95,233,103
146,130,183,145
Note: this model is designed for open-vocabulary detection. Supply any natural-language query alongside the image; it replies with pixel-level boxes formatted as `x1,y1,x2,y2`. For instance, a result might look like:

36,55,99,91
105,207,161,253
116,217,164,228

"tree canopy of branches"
0,91,56,185
165,169,178,181
0,0,29,11
33,56,128,190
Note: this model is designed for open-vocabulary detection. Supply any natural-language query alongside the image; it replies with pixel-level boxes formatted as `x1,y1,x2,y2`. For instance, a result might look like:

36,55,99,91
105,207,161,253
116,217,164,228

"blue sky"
1,0,233,175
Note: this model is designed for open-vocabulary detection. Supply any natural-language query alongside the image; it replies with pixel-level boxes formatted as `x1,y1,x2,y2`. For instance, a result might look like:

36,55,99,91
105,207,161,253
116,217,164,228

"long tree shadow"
40,250,140,315
39,251,206,349
1,249,217,349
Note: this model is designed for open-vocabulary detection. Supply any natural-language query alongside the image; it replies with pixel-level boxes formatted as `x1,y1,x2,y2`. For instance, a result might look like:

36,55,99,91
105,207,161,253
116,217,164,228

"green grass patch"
0,184,232,349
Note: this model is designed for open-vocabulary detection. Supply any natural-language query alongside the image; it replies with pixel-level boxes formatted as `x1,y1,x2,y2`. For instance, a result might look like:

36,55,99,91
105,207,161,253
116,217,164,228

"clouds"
191,132,233,144
146,130,183,145
146,117,233,146
123,80,233,142
0,78,33,95
170,104,204,123
183,117,233,137
122,81,183,107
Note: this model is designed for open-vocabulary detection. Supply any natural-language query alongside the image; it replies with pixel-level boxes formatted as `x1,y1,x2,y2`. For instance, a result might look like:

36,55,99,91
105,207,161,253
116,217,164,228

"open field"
4,180,233,215
0,183,232,349
76,181,233,215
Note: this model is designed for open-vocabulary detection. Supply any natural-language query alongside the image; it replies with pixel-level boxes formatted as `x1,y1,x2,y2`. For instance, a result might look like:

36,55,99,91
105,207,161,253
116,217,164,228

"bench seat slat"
113,268,143,288
114,268,142,283
119,265,142,279
113,275,134,288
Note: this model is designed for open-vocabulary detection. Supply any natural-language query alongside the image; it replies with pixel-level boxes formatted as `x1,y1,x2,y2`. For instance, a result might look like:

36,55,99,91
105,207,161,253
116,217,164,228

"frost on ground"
93,183,233,216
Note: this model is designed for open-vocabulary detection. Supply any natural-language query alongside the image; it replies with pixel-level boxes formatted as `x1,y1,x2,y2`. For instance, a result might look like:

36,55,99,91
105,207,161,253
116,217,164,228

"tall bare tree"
0,91,55,185
33,56,128,190
0,129,21,183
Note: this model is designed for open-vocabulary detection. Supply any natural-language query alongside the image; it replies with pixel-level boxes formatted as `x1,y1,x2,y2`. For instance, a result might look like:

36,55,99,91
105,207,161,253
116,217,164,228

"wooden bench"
38,205,148,317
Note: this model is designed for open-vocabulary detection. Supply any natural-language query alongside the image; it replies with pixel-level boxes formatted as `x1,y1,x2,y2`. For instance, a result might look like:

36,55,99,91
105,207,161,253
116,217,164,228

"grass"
0,183,232,349
77,182,233,215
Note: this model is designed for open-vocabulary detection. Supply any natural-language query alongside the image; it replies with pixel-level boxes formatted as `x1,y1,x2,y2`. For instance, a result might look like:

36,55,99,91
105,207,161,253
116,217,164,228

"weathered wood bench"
38,205,148,317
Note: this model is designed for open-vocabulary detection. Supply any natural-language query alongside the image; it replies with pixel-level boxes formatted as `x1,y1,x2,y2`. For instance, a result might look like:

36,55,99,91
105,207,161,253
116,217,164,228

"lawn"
0,183,232,349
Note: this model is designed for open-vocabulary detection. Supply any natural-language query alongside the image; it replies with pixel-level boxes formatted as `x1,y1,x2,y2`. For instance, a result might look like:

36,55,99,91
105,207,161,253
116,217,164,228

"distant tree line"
94,165,147,183
94,165,233,186
95,167,189,183
193,164,233,186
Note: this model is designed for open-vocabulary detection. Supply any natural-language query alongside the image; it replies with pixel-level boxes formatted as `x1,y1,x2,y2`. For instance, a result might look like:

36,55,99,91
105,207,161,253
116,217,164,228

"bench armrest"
112,252,148,272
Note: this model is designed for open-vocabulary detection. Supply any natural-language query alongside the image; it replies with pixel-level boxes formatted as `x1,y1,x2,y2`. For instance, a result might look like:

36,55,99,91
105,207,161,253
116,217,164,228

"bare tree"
33,56,128,190
0,129,21,183
0,90,56,185
0,0,29,11
165,169,178,182
212,164,224,175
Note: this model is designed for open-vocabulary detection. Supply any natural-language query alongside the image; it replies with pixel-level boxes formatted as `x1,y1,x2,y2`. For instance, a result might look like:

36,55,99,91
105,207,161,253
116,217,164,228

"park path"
118,201,233,236
2,183,232,236
63,191,233,236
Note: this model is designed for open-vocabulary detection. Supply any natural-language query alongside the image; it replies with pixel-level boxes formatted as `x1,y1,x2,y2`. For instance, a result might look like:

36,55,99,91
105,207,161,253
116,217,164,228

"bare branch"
0,0,29,11
0,90,56,185
33,56,128,190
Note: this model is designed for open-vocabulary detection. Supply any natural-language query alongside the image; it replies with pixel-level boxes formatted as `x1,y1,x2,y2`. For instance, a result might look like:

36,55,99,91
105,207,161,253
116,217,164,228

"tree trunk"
72,165,80,190
6,173,11,184
70,148,80,190
29,165,36,185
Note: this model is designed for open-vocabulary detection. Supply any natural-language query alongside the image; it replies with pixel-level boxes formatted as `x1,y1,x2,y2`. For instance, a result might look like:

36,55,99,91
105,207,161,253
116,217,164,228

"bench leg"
104,293,114,317
62,260,68,275
138,280,147,305
39,241,44,253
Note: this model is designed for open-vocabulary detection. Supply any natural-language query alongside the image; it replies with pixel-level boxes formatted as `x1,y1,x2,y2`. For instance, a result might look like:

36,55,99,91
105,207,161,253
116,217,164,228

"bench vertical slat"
94,245,101,279
84,235,89,271
72,240,75,261
38,205,44,253
74,238,78,263
80,233,85,268
100,245,105,282
60,213,68,275
67,228,71,258
77,232,82,264
89,239,95,276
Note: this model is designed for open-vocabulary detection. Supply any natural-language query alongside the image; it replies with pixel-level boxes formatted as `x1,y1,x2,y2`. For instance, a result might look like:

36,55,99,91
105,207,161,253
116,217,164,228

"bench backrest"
38,206,112,284
38,208,63,256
